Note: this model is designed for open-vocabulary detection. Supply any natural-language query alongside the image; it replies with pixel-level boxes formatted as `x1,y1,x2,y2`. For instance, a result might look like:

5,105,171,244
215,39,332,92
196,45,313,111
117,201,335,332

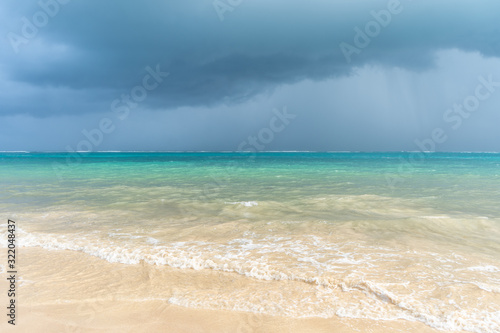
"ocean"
1,152,500,332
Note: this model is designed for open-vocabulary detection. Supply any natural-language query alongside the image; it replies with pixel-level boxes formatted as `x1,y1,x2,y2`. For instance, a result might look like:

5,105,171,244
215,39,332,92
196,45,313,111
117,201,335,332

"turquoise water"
3,152,500,210
1,152,500,332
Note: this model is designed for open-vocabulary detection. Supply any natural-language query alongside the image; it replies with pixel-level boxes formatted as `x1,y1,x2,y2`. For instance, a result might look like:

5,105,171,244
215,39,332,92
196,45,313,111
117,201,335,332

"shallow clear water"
1,152,500,332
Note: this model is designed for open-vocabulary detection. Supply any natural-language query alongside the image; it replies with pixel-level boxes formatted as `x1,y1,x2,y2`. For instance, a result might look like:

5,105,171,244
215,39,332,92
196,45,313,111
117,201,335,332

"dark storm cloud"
1,0,500,117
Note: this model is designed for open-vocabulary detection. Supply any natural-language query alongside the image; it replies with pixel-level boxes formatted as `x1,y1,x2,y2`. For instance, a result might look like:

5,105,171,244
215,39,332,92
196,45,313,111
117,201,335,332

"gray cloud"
2,49,500,152
2,0,500,152
2,0,500,117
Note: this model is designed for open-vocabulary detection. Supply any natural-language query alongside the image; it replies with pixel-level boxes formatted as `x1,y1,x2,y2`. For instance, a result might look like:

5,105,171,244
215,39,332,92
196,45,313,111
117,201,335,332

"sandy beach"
1,152,499,332
1,247,459,333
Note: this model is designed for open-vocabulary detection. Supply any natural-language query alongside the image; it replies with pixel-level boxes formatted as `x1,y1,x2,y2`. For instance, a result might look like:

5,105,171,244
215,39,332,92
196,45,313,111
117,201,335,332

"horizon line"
1,150,500,154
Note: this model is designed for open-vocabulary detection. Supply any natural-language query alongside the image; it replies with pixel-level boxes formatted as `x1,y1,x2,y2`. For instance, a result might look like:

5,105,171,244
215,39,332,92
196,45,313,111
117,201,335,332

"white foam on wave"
468,265,499,272
7,228,500,333
225,201,258,207
472,282,500,293
107,232,160,245
146,237,160,245
420,215,450,219
167,285,500,333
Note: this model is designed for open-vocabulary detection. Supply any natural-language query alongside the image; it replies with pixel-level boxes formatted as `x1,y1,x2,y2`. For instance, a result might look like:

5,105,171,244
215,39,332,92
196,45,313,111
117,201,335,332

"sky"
1,0,500,152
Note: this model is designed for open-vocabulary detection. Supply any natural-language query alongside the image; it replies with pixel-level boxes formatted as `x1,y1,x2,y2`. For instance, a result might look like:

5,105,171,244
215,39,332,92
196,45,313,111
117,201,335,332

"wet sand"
0,247,462,333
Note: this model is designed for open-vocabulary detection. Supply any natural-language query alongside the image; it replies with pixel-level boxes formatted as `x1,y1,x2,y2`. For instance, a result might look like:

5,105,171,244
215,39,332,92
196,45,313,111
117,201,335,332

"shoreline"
0,247,463,333
0,301,456,333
